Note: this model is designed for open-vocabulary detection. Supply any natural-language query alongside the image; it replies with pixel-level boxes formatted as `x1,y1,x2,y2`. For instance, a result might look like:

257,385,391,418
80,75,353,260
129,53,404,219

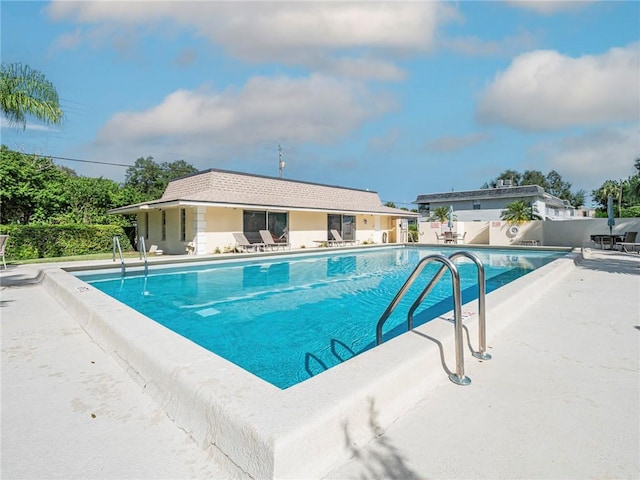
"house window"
243,210,288,244
161,211,166,241
144,212,149,239
473,200,481,210
180,208,186,242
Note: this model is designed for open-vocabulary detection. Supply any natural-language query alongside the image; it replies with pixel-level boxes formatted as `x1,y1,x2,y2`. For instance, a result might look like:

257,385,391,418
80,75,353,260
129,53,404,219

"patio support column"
192,207,207,255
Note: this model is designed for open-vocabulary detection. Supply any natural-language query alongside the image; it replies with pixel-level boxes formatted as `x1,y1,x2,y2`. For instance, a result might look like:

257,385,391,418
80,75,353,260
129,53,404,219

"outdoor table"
590,234,624,250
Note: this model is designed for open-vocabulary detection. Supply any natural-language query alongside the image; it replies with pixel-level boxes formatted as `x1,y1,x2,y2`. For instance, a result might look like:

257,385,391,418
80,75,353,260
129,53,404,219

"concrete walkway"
327,249,640,479
1,264,228,479
1,249,639,479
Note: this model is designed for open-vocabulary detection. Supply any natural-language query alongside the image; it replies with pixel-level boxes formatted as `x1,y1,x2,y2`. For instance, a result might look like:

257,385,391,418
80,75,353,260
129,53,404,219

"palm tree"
601,180,622,217
427,206,452,223
500,200,538,225
0,63,63,128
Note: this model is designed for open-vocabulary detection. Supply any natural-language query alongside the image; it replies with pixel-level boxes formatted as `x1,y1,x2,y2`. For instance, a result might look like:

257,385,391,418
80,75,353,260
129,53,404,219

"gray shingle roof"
413,185,545,203
112,168,415,216
413,185,571,208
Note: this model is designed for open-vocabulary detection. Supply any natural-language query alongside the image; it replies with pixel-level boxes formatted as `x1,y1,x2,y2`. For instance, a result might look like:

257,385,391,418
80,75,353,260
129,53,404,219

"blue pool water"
77,247,564,389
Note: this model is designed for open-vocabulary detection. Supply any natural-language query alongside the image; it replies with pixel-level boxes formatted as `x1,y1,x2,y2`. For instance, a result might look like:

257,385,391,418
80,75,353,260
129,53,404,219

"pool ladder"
113,235,148,276
375,251,491,386
113,235,125,275
138,236,148,275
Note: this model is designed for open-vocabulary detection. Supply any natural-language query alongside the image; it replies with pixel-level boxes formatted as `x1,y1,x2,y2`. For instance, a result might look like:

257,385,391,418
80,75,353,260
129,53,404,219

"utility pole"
278,144,286,178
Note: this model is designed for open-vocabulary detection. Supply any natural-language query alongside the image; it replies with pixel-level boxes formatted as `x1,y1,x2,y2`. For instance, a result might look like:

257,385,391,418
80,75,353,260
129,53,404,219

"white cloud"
323,57,407,82
504,1,594,15
477,43,640,131
0,117,56,132
531,125,639,193
46,1,454,79
96,74,396,151
174,48,198,67
426,133,491,152
442,31,537,57
368,128,402,153
49,27,84,50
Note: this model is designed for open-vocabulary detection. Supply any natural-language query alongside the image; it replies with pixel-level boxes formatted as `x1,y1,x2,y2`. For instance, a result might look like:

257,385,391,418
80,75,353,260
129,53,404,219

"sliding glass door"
327,214,356,241
342,215,355,241
243,210,288,243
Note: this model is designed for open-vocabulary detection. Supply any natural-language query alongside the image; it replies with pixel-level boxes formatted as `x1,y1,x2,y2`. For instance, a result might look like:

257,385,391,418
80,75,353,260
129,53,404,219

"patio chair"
434,232,445,244
330,229,356,246
617,231,639,253
233,232,264,252
149,245,164,255
0,235,9,269
259,230,288,251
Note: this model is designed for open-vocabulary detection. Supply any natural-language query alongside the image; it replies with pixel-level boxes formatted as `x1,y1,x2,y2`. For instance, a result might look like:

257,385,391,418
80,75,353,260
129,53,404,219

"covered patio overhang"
109,200,418,218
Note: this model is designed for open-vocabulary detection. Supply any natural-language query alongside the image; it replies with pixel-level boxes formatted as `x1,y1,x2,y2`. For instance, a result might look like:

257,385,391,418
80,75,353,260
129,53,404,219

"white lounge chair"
617,231,639,253
0,235,9,269
149,245,164,255
330,229,356,246
259,230,289,251
233,232,264,252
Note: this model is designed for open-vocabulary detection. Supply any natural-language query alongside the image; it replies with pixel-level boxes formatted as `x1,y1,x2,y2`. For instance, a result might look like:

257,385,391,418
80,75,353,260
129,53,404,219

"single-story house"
413,184,578,222
110,168,418,255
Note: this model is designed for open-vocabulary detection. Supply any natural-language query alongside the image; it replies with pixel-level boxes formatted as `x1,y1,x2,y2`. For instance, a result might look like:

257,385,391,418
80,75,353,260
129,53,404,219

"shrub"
0,224,132,260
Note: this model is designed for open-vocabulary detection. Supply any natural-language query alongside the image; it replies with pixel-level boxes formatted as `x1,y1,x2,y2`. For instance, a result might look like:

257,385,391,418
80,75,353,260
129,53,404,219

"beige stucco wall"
417,220,491,244
289,211,326,248
135,207,415,253
462,222,489,244
200,207,243,253
356,214,377,244
138,207,198,255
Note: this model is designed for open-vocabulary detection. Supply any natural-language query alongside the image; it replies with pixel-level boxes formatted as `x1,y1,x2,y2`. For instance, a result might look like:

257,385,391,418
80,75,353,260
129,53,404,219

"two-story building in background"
413,181,578,222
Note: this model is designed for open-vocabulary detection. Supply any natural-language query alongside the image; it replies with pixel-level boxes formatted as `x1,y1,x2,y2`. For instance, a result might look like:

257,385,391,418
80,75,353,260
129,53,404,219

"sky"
1,0,639,208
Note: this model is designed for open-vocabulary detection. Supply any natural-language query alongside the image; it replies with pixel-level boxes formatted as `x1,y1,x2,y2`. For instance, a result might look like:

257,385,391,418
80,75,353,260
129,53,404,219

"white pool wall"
42,250,578,478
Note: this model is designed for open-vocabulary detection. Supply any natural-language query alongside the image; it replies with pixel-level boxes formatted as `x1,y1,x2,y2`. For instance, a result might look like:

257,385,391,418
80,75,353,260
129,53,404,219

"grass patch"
11,251,141,265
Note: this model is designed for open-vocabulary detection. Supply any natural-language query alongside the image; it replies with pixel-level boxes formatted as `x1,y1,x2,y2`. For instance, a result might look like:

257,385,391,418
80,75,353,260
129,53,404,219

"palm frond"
0,63,63,129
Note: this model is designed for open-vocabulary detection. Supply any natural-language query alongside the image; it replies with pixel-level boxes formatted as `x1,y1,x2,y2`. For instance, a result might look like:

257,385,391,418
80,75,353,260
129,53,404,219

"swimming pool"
77,246,564,389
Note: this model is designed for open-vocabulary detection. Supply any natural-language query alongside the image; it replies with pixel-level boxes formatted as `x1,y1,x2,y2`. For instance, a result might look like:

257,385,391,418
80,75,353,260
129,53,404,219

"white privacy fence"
418,218,640,248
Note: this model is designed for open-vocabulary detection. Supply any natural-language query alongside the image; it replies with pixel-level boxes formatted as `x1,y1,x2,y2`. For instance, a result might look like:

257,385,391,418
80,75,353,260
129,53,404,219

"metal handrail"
452,251,490,361
139,236,148,275
112,235,125,275
375,254,470,385
407,251,491,361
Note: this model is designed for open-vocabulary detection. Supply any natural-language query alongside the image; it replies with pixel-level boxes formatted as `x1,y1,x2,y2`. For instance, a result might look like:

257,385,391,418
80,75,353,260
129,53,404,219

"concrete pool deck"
1,247,639,479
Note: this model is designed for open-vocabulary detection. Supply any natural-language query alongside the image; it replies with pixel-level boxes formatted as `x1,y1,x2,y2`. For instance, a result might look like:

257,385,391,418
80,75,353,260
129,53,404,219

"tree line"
0,146,196,225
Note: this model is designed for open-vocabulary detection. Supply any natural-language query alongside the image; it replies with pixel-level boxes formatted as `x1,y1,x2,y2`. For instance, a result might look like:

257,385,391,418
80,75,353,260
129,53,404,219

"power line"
19,152,134,168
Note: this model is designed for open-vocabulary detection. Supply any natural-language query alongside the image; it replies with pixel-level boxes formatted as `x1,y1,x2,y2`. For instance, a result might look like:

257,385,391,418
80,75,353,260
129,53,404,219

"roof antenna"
278,144,286,178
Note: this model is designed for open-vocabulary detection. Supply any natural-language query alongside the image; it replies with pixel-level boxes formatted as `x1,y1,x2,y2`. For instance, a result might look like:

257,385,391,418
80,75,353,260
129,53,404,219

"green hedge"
0,224,133,260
